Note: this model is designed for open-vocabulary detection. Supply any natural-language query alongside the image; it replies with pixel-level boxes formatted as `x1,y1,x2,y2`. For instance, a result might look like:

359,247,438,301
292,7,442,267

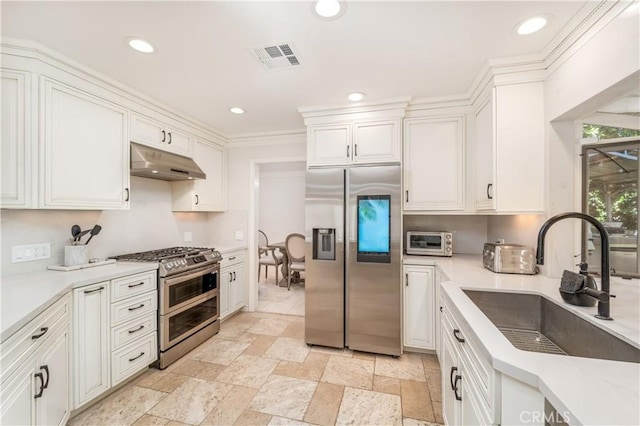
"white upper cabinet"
473,82,544,213
1,70,33,208
301,100,408,168
404,116,465,211
42,78,130,210
172,139,226,211
307,119,401,167
130,113,193,158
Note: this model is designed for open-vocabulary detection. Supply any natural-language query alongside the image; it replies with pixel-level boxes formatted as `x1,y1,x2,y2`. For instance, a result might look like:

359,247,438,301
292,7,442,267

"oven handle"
164,265,218,287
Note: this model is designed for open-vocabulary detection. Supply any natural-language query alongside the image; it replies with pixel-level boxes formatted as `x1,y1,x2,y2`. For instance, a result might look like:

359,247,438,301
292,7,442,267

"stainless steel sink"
462,289,640,363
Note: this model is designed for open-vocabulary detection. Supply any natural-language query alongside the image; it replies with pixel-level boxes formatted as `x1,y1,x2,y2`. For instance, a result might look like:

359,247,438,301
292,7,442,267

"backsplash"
403,215,489,255
1,177,214,276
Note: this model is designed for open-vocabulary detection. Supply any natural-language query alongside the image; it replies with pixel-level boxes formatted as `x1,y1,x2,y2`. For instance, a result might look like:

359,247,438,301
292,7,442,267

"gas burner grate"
111,247,215,262
498,328,567,355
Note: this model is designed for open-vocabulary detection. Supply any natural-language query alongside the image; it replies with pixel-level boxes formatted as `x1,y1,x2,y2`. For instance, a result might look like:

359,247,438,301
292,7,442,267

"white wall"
1,177,213,276
486,215,545,249
542,3,640,277
258,164,306,244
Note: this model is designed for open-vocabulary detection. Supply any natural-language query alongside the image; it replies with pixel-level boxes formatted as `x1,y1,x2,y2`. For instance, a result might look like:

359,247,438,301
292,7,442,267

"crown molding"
298,96,412,118
227,129,306,148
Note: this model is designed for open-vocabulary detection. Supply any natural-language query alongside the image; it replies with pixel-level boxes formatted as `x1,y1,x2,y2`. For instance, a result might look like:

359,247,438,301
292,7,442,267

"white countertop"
1,262,158,343
215,244,247,254
404,254,640,425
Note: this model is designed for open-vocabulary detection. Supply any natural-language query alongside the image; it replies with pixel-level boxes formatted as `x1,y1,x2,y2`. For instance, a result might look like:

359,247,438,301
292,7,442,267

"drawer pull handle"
31,327,49,339
228,256,236,261
453,329,465,343
453,375,462,401
233,271,236,281
450,366,457,390
34,372,45,399
129,352,145,362
128,282,145,288
128,304,145,311
41,365,50,389
439,306,443,313
84,286,105,294
128,325,145,334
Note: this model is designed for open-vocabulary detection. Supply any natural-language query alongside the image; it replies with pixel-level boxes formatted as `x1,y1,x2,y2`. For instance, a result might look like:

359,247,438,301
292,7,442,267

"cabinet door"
37,327,69,426
220,267,231,319
193,141,225,211
308,124,351,167
474,94,496,210
441,331,460,426
231,265,245,311
403,266,435,349
42,79,129,209
130,113,164,148
73,283,110,408
404,117,464,211
0,361,37,426
165,127,193,157
1,70,32,208
353,119,400,164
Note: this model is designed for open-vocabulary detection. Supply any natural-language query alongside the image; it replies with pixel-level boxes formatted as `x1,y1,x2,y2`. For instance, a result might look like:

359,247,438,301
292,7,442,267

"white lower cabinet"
220,250,246,320
1,295,70,426
441,295,499,425
403,265,436,350
72,270,158,410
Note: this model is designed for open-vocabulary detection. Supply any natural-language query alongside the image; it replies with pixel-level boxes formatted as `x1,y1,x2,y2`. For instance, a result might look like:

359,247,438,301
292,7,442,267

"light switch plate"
234,230,244,241
184,232,193,242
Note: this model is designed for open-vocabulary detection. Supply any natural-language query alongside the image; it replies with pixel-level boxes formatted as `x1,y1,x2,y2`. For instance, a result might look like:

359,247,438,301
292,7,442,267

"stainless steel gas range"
111,247,222,369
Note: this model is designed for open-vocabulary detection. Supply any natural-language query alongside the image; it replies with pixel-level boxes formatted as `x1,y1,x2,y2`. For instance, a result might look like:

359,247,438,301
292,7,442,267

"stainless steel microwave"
406,231,453,256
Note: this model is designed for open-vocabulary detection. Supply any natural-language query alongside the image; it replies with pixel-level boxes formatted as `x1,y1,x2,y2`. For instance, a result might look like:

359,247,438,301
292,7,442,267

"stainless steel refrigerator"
304,165,401,356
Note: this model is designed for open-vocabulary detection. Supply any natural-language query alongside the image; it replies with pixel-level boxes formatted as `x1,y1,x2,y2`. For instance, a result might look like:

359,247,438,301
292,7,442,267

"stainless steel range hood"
130,143,206,181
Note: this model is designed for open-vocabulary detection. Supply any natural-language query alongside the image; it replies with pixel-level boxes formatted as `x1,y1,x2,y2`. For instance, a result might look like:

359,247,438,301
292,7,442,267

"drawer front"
111,332,157,386
111,313,157,351
1,294,69,383
220,251,245,268
111,271,157,303
110,292,157,326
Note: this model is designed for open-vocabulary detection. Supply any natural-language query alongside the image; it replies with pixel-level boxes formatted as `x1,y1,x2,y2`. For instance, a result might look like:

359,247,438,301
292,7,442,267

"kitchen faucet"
536,212,612,320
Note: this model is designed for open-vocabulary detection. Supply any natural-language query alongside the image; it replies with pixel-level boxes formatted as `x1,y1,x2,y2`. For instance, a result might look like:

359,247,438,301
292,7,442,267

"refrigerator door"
347,165,402,356
305,168,345,348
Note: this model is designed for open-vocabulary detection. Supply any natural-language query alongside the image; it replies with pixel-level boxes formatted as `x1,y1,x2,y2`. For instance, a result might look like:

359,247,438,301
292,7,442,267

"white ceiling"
1,1,594,137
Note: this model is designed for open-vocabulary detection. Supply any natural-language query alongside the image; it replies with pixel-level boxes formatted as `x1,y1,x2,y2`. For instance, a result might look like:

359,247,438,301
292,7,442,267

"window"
582,128,639,278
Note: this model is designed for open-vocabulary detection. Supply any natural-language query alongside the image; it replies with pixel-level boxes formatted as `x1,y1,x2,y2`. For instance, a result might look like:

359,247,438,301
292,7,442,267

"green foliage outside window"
583,124,640,139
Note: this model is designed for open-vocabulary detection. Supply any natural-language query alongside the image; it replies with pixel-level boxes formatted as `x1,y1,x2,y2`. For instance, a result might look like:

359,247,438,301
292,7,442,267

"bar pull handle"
405,273,409,286
125,188,130,202
195,194,200,205
128,303,145,311
161,130,166,143
41,365,50,389
406,190,409,203
487,183,493,200
128,282,145,288
453,375,462,401
228,256,236,261
354,143,358,156
128,325,145,334
233,271,237,281
168,132,172,144
84,286,105,294
346,145,350,158
34,373,44,399
450,366,457,390
453,329,465,343
31,327,49,340
129,352,145,362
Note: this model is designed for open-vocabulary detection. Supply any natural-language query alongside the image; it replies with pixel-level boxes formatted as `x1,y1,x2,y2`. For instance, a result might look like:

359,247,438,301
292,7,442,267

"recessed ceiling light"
151,170,159,174
348,92,366,102
517,16,548,35
230,107,245,114
127,38,154,53
315,0,340,18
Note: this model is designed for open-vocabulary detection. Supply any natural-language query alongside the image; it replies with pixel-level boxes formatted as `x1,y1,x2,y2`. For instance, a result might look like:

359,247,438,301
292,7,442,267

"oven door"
160,291,219,350
160,264,219,314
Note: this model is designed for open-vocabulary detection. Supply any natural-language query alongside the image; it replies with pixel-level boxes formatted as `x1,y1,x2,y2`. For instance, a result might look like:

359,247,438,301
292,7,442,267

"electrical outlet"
12,243,51,263
234,230,244,241
184,232,193,242
497,238,505,244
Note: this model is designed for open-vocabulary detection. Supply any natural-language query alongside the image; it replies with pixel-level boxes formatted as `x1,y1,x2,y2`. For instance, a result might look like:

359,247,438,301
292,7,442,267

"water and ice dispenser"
313,228,335,260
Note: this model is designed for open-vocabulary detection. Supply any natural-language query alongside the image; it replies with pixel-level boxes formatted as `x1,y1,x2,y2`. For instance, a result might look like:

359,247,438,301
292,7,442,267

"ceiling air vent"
251,42,302,71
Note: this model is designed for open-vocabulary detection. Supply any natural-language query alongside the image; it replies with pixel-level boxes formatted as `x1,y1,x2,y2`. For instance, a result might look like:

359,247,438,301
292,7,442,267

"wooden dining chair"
285,233,305,291
258,230,283,283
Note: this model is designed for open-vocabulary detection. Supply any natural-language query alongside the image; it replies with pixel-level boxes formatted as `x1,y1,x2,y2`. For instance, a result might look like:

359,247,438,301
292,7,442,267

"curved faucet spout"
536,212,612,320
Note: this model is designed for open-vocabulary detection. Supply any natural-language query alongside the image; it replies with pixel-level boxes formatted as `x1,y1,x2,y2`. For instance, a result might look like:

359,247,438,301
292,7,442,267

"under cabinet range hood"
130,143,206,181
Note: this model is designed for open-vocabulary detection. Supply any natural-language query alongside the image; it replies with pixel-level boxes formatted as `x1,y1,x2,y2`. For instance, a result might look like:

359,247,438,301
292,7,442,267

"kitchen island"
405,254,639,425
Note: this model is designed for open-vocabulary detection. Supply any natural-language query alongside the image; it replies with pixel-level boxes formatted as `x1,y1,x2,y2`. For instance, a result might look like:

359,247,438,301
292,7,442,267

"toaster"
482,243,538,275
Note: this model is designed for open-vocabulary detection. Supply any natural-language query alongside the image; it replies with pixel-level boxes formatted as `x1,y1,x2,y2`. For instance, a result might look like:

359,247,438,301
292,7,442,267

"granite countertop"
1,262,158,343
404,254,640,425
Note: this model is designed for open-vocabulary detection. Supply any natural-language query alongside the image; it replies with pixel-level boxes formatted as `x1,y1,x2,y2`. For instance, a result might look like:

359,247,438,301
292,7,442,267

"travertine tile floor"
257,270,305,316
69,314,443,426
